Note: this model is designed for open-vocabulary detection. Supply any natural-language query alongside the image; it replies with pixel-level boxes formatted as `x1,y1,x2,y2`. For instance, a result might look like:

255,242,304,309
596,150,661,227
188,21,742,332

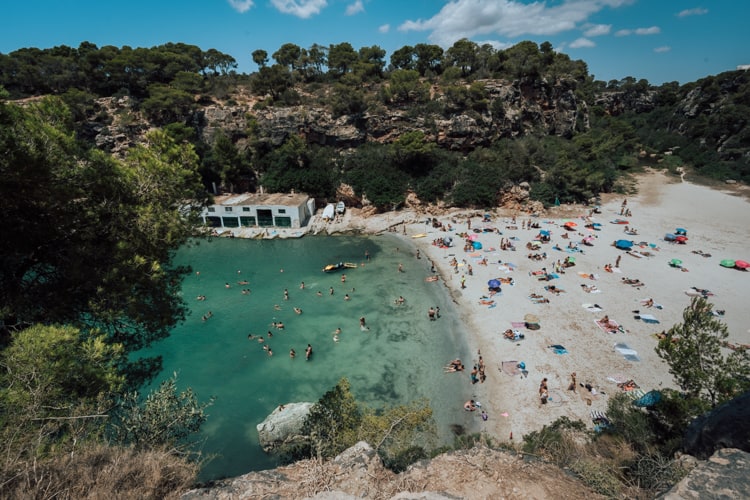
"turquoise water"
136,234,478,480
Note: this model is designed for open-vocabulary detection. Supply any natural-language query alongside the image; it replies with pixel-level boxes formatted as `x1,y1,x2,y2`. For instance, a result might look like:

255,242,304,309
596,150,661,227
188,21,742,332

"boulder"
256,402,313,452
660,448,750,499
683,390,750,459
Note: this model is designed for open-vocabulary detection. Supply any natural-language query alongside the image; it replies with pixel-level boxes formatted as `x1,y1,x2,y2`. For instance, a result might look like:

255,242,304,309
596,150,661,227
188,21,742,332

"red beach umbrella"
564,221,577,227
735,260,750,269
675,235,688,243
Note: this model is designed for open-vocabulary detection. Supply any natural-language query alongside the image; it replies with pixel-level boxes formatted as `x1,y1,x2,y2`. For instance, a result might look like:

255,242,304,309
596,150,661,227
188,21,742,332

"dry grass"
1,444,198,499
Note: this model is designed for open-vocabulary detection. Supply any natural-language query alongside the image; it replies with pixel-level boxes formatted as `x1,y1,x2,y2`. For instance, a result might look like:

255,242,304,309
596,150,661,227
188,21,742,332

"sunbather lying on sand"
581,284,599,293
478,299,495,305
617,380,639,391
622,277,644,286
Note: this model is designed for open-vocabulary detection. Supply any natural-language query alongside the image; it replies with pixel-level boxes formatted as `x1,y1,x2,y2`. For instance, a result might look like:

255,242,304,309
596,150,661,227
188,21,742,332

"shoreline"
223,169,750,443
385,169,750,442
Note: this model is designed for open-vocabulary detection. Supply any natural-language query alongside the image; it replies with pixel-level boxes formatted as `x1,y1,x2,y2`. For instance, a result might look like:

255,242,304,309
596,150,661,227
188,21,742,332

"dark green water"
136,234,477,480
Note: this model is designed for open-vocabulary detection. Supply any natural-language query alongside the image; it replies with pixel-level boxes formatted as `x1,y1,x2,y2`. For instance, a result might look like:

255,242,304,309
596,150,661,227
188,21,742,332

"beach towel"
548,344,568,355
500,361,522,377
595,319,621,334
511,321,526,329
614,343,640,361
582,304,603,312
607,374,629,384
638,314,660,324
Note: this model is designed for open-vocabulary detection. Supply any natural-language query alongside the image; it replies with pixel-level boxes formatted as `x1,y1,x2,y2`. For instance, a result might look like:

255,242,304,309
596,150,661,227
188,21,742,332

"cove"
136,234,477,480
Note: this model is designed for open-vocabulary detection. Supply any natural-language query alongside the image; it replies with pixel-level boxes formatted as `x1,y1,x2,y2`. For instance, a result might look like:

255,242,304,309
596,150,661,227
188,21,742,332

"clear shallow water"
136,234,478,480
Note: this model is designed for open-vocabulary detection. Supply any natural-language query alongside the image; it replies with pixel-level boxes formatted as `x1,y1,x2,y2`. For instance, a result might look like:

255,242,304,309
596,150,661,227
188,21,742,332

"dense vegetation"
1,40,748,496
1,40,747,210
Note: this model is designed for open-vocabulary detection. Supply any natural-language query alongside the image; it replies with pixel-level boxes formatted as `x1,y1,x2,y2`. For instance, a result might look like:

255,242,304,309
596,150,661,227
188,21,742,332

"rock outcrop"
182,442,603,500
256,402,313,452
683,390,750,459
660,448,750,499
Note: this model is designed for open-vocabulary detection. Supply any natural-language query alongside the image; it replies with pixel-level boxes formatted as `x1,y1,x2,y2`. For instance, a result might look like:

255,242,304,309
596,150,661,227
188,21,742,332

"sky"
0,0,747,85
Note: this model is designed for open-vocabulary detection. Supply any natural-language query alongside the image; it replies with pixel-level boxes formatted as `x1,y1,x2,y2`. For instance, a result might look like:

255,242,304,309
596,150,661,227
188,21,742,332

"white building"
201,192,315,229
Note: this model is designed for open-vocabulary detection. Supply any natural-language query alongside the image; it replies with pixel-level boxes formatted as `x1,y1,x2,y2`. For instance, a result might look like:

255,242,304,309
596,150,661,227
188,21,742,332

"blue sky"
0,0,747,85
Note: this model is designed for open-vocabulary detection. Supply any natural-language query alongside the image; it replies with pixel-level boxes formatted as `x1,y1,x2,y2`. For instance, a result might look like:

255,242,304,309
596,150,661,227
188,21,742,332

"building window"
242,207,250,212
208,207,215,212
225,207,233,212
240,216,256,227
222,217,239,228
275,216,292,227
277,208,286,214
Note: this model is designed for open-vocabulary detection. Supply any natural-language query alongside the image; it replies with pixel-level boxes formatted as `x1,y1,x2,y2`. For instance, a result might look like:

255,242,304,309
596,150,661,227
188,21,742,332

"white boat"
336,201,346,214
322,203,335,221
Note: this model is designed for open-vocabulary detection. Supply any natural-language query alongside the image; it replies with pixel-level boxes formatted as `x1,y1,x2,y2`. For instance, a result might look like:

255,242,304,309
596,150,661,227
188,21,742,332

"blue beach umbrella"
487,279,501,289
615,239,633,250
539,229,551,236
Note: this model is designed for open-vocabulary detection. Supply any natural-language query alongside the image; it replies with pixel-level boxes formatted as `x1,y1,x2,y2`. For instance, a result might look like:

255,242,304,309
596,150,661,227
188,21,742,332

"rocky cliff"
182,442,602,500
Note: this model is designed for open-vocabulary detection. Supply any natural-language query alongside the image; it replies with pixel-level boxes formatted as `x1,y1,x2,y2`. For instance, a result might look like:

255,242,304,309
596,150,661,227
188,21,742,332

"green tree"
302,378,362,458
445,38,479,77
414,43,443,76
108,374,214,453
655,297,750,406
251,64,292,100
327,42,358,76
273,43,302,71
141,83,196,125
390,45,415,70
0,98,206,351
0,325,124,466
252,49,269,68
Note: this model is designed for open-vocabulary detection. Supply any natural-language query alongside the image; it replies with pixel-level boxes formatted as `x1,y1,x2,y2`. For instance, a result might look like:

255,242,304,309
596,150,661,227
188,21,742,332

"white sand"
400,170,750,441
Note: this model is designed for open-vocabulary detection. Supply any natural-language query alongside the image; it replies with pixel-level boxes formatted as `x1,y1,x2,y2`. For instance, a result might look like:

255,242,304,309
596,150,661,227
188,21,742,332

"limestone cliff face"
191,77,587,153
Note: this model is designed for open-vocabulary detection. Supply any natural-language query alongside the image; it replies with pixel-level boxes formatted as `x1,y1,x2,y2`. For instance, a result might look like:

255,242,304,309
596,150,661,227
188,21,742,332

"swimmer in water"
290,348,296,359
294,307,302,314
360,317,369,331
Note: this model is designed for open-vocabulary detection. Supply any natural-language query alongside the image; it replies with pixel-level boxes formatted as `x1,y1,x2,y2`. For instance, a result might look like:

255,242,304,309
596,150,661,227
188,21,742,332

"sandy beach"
379,170,750,442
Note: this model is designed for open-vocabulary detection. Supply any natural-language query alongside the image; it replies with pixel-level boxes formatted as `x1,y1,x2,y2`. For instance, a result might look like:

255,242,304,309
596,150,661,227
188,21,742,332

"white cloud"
345,0,364,16
398,0,634,47
654,46,671,53
616,26,659,36
677,8,708,18
271,0,327,19
569,37,595,49
228,0,254,13
378,24,390,34
635,26,660,35
583,23,611,37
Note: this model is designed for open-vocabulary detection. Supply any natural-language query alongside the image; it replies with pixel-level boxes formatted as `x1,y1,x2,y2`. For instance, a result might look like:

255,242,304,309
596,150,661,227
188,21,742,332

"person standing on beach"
615,255,622,268
539,378,549,404
461,275,466,289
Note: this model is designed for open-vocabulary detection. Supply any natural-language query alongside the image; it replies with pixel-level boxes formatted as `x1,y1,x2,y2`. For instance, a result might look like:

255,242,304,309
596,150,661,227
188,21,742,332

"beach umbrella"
529,241,542,248
675,235,688,243
472,241,483,250
675,228,687,235
524,313,539,324
539,229,551,236
487,279,501,289
564,221,577,228
664,233,677,242
615,239,633,250
670,258,683,267
467,233,478,241
567,256,576,264
720,259,736,268
734,260,749,269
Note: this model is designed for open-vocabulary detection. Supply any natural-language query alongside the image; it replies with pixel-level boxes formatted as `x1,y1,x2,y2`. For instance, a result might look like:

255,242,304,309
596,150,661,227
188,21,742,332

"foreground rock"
182,442,602,499
256,402,313,452
661,448,750,499
683,390,750,459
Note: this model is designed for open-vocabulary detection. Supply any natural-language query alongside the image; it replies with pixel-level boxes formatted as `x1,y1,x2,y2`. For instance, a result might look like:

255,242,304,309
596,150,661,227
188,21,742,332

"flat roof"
212,192,310,207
